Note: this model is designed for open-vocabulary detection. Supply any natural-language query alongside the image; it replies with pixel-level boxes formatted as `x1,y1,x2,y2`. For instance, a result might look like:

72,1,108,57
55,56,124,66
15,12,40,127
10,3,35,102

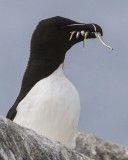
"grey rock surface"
75,132,128,160
0,117,91,160
0,117,128,160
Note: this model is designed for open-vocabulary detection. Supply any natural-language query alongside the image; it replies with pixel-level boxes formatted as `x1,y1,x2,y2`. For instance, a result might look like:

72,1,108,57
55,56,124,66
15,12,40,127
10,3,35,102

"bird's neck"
19,49,66,100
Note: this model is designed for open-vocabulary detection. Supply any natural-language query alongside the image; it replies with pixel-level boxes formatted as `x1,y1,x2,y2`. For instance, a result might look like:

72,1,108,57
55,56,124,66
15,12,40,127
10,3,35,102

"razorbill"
6,16,103,146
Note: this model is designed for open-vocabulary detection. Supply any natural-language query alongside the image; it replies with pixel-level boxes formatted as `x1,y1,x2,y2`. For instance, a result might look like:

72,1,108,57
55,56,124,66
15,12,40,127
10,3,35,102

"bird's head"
31,16,103,58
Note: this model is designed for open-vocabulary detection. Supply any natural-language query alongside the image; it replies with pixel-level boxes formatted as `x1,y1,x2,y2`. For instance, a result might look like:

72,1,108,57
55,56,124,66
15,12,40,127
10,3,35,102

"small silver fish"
76,32,80,39
95,32,113,50
69,31,76,41
83,32,89,48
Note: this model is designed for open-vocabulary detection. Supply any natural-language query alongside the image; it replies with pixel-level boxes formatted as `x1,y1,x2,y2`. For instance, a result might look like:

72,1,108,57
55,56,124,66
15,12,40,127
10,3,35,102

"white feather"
13,64,80,146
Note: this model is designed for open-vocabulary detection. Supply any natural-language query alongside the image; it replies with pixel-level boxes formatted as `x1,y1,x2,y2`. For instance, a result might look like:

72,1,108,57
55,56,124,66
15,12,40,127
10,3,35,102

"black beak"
63,23,103,40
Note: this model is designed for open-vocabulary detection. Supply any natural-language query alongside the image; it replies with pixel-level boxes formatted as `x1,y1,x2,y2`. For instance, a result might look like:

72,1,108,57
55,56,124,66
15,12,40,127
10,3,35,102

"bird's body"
7,16,103,146
13,64,80,145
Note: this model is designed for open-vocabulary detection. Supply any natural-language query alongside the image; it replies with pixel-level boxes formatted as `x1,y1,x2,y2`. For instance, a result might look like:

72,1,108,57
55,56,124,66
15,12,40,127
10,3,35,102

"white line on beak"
66,23,85,27
92,24,97,32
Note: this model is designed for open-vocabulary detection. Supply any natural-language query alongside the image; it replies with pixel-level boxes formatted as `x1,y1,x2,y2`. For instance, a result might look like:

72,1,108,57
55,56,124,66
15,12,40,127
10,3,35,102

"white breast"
13,64,80,146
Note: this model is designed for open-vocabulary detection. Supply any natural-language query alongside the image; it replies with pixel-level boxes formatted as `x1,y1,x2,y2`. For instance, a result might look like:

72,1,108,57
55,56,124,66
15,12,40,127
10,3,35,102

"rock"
75,132,128,160
0,117,91,160
0,117,128,160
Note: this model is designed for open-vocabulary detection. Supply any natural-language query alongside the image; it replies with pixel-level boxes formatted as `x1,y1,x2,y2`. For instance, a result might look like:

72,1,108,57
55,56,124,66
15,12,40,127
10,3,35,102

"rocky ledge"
0,117,128,160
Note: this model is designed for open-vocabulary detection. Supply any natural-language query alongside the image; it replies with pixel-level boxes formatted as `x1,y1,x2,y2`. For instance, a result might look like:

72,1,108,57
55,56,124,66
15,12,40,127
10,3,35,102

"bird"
6,16,103,146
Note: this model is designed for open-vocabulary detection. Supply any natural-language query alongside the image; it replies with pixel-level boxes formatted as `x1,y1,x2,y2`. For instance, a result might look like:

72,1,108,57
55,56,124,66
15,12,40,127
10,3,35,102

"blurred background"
0,0,128,146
